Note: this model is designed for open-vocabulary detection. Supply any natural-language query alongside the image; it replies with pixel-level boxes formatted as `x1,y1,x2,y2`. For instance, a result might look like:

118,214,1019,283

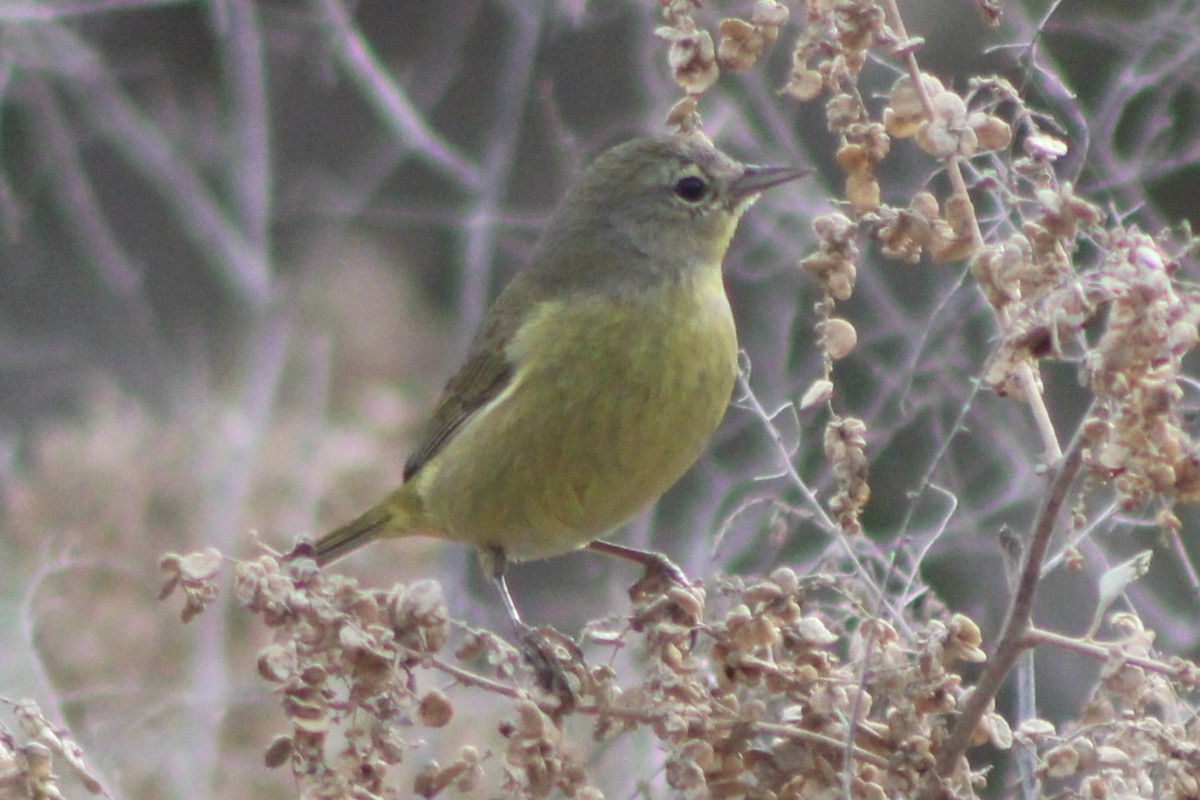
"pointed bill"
729,164,811,202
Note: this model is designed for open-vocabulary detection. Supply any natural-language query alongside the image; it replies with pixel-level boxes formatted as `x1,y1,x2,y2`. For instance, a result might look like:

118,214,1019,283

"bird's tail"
299,487,418,567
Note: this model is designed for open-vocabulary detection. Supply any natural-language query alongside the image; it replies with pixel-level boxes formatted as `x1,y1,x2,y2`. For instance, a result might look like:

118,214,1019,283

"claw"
516,624,581,713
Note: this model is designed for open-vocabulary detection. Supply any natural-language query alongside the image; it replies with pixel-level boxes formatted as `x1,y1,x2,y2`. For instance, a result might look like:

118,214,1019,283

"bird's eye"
674,175,708,203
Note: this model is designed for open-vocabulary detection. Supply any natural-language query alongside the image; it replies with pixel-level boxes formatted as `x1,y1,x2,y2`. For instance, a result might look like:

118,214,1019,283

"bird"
299,133,805,634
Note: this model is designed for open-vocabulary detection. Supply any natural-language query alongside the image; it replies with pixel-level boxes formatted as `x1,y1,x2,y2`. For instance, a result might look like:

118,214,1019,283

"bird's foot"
515,624,583,713
586,540,695,599
627,551,694,603
283,539,316,562
625,552,707,636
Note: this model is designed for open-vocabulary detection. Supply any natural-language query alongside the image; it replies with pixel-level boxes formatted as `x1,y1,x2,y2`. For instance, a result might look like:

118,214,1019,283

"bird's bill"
730,164,812,201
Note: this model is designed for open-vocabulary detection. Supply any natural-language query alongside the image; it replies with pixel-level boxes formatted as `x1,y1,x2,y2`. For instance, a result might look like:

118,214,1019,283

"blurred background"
1,1,1198,797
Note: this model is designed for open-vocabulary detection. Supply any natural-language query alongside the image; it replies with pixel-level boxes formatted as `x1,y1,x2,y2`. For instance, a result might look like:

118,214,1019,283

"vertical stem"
879,0,1062,464
932,415,1087,782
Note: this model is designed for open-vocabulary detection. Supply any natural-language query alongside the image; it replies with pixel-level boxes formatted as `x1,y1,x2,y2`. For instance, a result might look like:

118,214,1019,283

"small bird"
303,133,804,631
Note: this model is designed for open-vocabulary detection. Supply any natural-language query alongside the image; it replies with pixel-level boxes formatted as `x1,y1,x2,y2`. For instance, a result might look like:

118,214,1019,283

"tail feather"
308,502,395,567
288,486,423,568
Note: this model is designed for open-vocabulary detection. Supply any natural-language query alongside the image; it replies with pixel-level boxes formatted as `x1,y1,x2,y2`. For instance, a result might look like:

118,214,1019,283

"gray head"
534,134,805,285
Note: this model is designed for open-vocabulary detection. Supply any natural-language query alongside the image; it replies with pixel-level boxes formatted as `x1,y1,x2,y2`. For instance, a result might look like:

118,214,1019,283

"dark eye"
674,175,708,203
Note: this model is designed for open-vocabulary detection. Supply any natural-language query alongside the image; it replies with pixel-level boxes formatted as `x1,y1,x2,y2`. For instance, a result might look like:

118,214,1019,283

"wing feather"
401,277,541,481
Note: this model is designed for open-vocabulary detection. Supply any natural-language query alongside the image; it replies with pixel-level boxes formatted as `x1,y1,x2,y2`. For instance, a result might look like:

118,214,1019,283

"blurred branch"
0,0,193,20
1165,528,1200,601
19,555,126,796
212,0,272,255
40,25,274,304
27,80,172,380
184,309,291,796
1024,626,1200,679
457,2,545,336
0,60,22,241
312,0,480,189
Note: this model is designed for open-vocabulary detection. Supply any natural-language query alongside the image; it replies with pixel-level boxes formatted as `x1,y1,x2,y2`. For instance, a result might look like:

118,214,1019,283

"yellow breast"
414,264,737,559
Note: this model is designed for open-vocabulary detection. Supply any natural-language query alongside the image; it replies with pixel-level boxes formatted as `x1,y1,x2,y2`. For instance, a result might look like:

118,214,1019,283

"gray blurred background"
1,1,1198,797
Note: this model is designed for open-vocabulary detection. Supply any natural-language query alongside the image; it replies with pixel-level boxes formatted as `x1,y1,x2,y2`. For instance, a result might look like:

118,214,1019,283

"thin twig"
841,550,904,800
736,372,837,535
423,652,892,769
736,372,907,635
880,0,1062,464
1025,626,1197,681
1166,528,1200,602
18,554,127,797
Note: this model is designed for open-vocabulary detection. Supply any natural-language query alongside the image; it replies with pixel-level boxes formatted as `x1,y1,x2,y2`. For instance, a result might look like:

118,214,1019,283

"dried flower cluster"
1020,615,1200,799
717,1,789,72
799,212,859,303
5,2,1198,800
973,182,1099,399
657,0,720,131
1081,234,1200,511
161,546,1200,798
0,699,106,799
167,551,615,799
231,555,471,798
822,417,870,535
688,0,1200,561
650,2,1200,798
885,75,1012,162
969,189,1200,514
796,212,871,529
782,0,883,104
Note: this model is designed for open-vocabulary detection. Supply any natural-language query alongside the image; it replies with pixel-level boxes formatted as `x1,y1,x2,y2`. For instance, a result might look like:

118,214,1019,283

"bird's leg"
491,570,525,630
587,540,692,587
480,545,578,709
479,545,523,628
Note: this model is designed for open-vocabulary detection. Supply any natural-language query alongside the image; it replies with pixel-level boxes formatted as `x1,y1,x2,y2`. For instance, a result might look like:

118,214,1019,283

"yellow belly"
411,267,737,560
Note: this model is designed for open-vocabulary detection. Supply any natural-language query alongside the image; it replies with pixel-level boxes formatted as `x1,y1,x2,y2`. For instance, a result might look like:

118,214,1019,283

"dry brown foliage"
4,1,1200,799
